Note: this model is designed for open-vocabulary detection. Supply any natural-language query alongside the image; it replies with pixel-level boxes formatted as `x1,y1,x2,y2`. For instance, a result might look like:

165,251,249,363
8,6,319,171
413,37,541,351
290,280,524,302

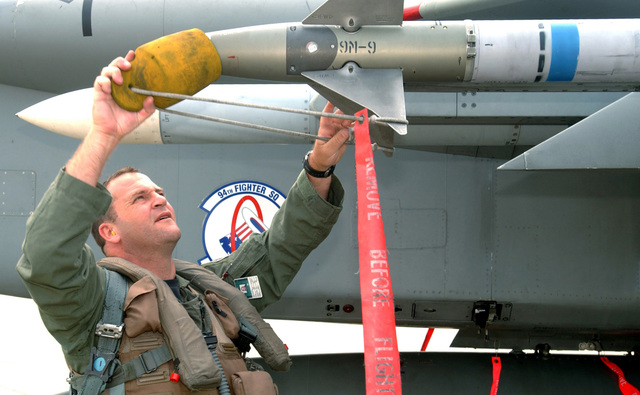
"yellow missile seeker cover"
112,28,221,111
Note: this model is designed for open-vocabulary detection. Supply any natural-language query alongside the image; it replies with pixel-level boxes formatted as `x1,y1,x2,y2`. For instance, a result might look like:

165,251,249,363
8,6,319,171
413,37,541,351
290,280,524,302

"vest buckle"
138,350,160,374
95,323,124,339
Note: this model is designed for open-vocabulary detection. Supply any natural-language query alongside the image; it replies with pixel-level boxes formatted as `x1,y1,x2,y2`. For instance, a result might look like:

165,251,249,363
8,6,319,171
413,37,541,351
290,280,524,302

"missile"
202,15,640,150
17,85,321,145
17,83,623,152
208,19,640,88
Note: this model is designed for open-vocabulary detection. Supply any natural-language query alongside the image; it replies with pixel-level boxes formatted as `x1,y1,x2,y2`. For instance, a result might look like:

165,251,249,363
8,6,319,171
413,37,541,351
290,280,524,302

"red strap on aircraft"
354,109,402,395
421,328,434,351
601,356,640,395
491,356,501,395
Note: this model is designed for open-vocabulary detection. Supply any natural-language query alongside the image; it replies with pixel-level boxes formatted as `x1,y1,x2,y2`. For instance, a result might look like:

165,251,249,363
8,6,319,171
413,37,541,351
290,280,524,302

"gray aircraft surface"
2,0,640,393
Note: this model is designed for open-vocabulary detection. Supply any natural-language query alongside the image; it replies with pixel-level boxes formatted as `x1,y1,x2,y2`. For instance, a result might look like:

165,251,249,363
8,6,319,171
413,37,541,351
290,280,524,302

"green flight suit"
17,168,343,374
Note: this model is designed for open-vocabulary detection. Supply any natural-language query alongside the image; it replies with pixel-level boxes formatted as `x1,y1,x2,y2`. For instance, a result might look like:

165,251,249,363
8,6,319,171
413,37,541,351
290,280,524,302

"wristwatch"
303,150,335,178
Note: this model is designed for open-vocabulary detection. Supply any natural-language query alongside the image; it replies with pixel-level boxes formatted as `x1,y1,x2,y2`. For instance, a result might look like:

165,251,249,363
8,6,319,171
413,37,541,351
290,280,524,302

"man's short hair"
91,166,140,253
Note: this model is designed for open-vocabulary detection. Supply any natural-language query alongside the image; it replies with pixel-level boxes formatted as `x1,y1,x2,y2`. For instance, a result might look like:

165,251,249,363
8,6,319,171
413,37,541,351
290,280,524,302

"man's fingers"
100,64,125,86
94,75,113,95
323,101,336,113
105,51,133,80
320,127,350,156
333,127,351,146
124,50,136,62
140,96,156,117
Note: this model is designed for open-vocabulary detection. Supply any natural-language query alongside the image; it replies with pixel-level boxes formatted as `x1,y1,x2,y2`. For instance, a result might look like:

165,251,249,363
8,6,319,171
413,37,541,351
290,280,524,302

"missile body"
209,19,640,90
17,85,320,145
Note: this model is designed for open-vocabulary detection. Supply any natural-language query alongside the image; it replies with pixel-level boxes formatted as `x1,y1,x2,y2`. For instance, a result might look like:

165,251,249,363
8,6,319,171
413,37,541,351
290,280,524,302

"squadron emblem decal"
199,180,286,264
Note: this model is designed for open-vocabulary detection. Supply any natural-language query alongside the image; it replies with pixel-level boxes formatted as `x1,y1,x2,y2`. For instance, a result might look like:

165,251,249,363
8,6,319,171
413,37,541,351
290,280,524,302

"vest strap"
107,344,174,387
126,344,173,380
78,269,129,394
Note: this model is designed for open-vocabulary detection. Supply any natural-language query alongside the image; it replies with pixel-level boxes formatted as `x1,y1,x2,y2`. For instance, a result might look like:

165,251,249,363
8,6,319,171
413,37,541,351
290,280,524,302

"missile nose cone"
17,89,94,140
16,107,34,124
17,88,163,144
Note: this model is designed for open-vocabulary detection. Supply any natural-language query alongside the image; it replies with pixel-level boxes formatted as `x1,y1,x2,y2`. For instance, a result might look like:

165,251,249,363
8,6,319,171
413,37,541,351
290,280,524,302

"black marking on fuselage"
82,0,93,36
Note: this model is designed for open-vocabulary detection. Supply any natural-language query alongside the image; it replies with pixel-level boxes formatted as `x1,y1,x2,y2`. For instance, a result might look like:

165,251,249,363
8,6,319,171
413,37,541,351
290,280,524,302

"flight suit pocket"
231,370,278,395
123,276,161,337
204,290,240,339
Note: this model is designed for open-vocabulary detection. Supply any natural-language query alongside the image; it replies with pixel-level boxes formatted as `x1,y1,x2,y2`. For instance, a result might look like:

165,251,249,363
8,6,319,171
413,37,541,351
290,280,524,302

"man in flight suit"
17,51,351,392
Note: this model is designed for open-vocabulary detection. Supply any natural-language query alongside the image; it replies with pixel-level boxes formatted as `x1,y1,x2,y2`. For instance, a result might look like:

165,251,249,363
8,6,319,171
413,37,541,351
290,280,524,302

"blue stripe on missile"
548,24,580,82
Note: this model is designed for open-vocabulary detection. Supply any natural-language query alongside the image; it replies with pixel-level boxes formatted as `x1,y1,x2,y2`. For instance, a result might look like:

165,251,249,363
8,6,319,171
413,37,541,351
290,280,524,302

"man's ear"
99,223,120,243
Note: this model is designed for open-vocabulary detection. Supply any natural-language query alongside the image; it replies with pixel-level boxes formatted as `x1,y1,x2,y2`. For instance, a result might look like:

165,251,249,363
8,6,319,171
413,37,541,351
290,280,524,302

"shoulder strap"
78,268,128,394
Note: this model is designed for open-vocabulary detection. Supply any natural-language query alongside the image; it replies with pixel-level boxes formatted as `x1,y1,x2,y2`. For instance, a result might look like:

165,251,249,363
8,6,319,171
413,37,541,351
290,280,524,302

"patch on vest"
199,180,286,265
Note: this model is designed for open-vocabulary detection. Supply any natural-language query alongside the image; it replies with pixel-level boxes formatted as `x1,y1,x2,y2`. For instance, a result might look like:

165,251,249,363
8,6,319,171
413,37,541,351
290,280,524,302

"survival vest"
69,257,290,394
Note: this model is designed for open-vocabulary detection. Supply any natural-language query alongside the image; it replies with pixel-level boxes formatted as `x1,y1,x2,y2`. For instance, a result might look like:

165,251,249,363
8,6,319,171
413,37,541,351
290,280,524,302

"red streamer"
491,357,501,395
421,328,434,352
601,356,640,395
354,109,402,394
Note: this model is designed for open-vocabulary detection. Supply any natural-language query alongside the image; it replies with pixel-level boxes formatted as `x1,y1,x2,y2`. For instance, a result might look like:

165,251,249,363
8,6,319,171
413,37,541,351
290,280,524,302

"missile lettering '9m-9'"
16,0,640,156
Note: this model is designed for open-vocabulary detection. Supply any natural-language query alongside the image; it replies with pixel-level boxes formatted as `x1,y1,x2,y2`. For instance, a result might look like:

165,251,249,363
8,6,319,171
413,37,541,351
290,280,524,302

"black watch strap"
303,150,335,178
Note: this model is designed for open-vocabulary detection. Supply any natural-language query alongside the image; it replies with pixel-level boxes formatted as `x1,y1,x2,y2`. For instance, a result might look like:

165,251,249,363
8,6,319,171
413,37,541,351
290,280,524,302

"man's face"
107,172,181,251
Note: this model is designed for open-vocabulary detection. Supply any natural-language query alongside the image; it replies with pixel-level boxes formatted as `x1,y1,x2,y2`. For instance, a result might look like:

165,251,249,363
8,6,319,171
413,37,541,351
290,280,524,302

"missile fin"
303,63,406,154
499,92,640,170
302,0,403,31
